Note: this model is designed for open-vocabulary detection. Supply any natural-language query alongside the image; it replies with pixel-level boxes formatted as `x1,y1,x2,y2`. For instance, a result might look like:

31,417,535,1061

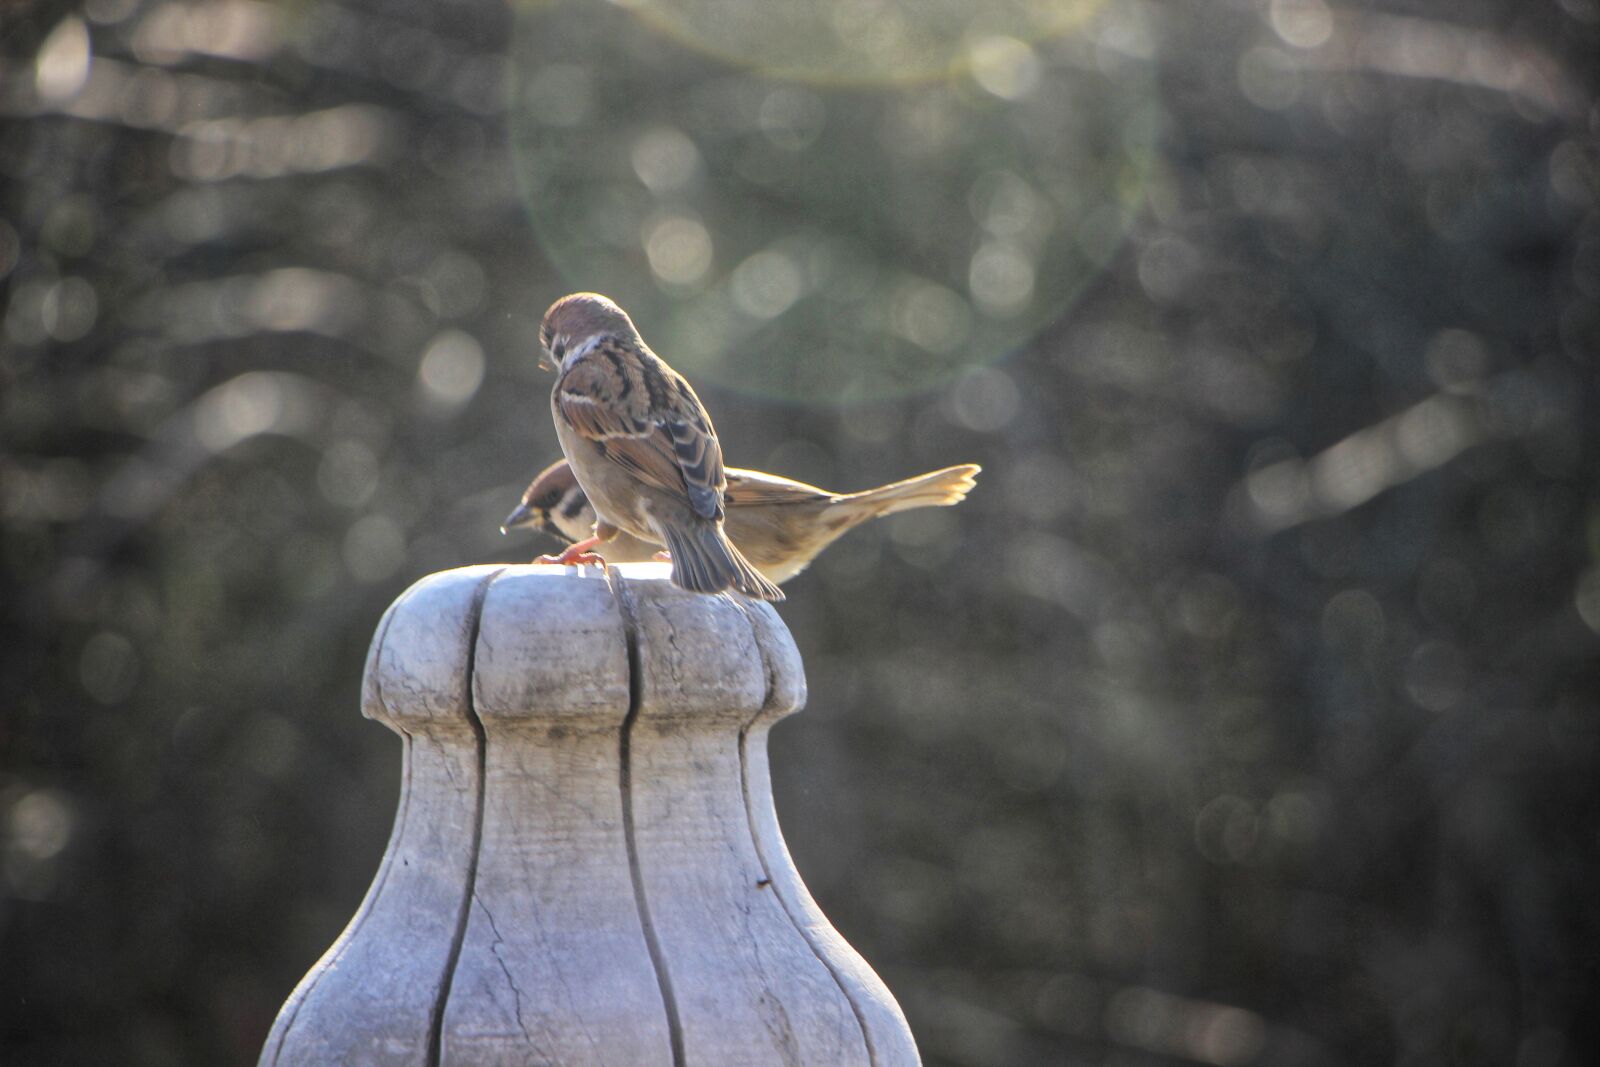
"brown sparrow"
504,457,981,585
537,292,784,601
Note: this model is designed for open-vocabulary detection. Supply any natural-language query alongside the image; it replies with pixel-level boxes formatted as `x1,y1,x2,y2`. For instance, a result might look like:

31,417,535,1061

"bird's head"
500,458,594,543
538,292,638,371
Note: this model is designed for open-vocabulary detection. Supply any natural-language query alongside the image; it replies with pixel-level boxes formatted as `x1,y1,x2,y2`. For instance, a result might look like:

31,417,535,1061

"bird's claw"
653,550,672,563
537,548,609,572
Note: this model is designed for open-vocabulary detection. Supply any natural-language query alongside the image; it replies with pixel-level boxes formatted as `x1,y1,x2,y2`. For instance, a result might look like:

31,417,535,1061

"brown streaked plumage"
504,457,982,585
537,293,783,601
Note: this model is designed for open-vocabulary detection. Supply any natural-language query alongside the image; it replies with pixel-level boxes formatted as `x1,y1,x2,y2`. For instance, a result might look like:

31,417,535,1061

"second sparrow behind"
537,292,784,602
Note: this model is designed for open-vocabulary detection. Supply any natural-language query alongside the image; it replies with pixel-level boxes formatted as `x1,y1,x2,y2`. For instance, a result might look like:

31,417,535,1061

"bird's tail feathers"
839,463,980,519
661,522,785,602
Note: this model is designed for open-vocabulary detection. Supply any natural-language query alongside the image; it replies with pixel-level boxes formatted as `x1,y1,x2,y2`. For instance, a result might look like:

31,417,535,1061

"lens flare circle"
511,0,1158,404
612,0,1109,88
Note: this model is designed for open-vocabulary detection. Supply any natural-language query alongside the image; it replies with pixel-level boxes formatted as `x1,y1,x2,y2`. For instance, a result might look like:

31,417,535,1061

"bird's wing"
555,343,725,520
723,468,836,507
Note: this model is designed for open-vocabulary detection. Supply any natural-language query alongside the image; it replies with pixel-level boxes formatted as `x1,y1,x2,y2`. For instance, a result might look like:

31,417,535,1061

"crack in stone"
738,849,802,1067
475,891,535,1047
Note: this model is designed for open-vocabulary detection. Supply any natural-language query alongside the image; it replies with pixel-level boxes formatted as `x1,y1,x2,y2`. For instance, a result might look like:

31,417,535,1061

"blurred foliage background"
2,0,1597,1064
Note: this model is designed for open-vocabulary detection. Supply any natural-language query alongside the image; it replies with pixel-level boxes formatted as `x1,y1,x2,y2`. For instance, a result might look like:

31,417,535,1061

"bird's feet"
653,550,672,563
536,550,608,570
537,536,609,572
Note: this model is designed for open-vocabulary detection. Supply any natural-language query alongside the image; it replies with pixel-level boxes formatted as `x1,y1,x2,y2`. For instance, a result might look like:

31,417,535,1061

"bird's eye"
534,491,563,510
553,339,567,359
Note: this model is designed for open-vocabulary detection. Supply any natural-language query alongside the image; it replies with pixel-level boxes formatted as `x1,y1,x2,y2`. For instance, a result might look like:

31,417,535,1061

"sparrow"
504,457,981,585
537,292,785,601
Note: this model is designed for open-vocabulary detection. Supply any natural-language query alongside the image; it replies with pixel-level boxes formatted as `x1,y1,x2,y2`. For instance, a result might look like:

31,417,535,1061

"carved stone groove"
259,563,919,1066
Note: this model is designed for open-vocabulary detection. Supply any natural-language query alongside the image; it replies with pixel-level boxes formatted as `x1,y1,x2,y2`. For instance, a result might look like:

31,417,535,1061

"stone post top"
263,561,920,1067
361,563,806,731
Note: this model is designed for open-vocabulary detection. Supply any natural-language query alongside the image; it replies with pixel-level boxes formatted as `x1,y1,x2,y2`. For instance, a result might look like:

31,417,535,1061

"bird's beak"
537,348,558,372
501,503,540,534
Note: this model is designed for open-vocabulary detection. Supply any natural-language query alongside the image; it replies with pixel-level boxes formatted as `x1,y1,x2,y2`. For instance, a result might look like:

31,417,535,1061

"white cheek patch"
561,334,603,370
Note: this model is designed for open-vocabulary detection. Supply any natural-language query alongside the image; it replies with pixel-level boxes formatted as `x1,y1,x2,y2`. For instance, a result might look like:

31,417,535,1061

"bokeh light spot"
417,330,487,410
1269,0,1334,51
1576,567,1600,635
79,631,139,705
1321,588,1385,657
36,16,91,102
343,514,406,583
967,35,1041,100
1424,327,1489,392
41,277,99,341
1106,987,1267,1066
245,268,365,334
632,126,702,193
194,373,285,451
758,87,826,150
511,0,1155,402
1137,235,1201,303
731,249,805,320
1237,46,1302,111
7,791,75,862
317,440,381,508
970,169,1051,239
968,241,1036,316
948,367,1020,432
615,0,1106,85
1246,457,1311,525
4,280,53,345
84,0,139,25
1194,794,1260,864
1189,1005,1269,1066
891,279,970,354
1405,640,1467,712
645,215,715,288
1266,791,1323,845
